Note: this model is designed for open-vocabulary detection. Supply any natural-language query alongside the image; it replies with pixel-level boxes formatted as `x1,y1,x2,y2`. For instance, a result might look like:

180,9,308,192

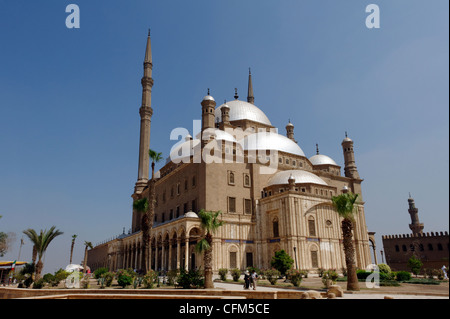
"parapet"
382,231,448,240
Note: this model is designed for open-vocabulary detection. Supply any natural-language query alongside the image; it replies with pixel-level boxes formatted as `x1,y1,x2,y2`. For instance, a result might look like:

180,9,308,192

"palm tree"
331,190,360,291
69,234,77,264
195,210,224,288
22,226,63,281
149,149,163,180
145,149,163,272
133,197,149,271
83,241,93,275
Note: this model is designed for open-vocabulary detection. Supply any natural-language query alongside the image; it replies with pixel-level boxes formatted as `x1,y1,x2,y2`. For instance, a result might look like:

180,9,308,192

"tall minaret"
408,194,424,235
247,68,254,104
135,30,154,194
341,132,360,179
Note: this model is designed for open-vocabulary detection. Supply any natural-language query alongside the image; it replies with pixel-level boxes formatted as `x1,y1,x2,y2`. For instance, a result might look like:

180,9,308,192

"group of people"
244,270,258,290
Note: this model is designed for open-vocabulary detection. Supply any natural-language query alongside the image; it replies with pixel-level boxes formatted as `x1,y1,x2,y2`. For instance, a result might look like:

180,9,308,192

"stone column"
176,239,181,269
184,238,189,269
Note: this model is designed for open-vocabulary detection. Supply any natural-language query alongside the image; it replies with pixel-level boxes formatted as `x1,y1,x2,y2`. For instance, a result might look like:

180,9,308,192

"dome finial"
345,131,348,138
148,28,151,37
207,88,210,95
316,143,319,155
234,88,239,100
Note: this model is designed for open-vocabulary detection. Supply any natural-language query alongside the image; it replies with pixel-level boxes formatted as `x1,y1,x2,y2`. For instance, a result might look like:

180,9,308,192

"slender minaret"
341,132,360,179
247,68,254,104
286,120,296,143
408,194,424,235
135,30,154,194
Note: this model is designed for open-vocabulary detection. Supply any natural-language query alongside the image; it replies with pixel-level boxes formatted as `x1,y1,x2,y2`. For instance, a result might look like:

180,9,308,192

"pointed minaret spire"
144,29,152,65
247,68,254,104
135,30,155,194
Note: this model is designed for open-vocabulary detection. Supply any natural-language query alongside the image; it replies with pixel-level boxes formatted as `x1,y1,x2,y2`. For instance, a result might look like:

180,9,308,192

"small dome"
203,95,215,101
169,139,201,162
184,211,199,218
195,128,237,143
309,154,338,166
342,137,352,143
215,100,272,126
268,170,327,186
238,131,305,157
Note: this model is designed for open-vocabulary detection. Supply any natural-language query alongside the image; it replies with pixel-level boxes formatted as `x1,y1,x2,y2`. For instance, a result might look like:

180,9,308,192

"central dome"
215,100,272,126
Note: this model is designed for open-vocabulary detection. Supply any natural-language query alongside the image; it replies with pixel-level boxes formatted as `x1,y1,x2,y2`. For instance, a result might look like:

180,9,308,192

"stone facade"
382,196,449,271
87,33,374,274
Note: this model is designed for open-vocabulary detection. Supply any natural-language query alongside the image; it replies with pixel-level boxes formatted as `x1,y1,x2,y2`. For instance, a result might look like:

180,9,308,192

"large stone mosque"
87,32,375,274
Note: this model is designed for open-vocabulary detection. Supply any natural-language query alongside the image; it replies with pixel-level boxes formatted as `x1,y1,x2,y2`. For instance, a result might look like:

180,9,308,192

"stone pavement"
212,281,449,299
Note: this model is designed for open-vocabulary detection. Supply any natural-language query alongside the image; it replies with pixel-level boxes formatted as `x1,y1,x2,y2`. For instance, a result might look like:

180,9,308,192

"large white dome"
238,131,305,157
268,170,328,186
215,100,272,126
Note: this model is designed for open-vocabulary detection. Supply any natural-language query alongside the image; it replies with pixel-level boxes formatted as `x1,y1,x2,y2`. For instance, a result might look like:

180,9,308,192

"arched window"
229,172,235,184
308,216,316,237
273,218,279,238
395,245,400,252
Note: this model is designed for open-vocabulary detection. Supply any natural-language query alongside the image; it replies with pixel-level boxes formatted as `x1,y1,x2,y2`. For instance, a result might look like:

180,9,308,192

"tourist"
251,271,258,290
244,270,250,289
442,265,448,280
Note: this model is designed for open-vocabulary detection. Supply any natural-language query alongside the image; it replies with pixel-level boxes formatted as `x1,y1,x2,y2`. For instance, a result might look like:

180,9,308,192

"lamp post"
293,247,298,269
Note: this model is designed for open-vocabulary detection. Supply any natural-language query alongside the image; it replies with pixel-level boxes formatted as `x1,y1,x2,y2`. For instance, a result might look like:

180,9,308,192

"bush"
270,250,294,276
94,267,109,279
322,270,339,288
356,270,371,280
407,256,423,276
117,274,133,288
167,269,179,286
177,269,204,289
377,264,392,274
142,270,158,288
230,268,241,282
395,271,412,282
265,269,280,285
286,269,303,287
218,268,228,281
32,278,45,289
103,272,114,287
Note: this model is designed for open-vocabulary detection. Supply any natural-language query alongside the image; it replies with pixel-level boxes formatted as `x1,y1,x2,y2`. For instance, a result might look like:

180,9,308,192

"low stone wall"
1,287,282,300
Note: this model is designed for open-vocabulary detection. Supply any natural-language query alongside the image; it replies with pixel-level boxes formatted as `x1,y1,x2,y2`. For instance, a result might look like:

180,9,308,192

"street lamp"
293,247,298,269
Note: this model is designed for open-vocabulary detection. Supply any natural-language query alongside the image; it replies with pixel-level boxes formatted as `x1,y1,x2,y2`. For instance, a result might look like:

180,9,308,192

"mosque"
87,32,375,274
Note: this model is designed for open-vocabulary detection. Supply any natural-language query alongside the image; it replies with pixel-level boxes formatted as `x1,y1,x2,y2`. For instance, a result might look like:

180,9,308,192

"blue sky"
0,0,448,273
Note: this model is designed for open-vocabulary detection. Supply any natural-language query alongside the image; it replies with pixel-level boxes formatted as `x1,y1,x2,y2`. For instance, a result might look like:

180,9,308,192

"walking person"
251,270,258,290
244,270,250,289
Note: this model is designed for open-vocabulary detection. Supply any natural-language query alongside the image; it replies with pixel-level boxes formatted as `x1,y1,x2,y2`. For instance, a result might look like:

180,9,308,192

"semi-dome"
309,154,338,166
184,211,199,218
238,131,305,157
268,170,328,186
169,138,200,162
215,100,272,126
195,128,237,143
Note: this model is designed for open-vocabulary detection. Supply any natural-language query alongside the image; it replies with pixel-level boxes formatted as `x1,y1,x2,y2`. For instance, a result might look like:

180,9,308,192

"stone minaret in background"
408,194,424,235
135,31,154,194
247,68,254,104
341,132,360,179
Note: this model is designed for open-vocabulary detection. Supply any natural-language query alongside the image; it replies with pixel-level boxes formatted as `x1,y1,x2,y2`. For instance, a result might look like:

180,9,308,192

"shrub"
142,270,158,288
286,269,303,287
32,278,45,289
407,256,423,276
396,271,412,282
167,269,179,286
356,270,371,280
218,268,228,281
270,250,294,276
177,268,204,289
377,264,392,274
322,270,339,288
230,268,241,282
103,272,114,287
265,269,280,285
117,270,134,288
94,267,109,279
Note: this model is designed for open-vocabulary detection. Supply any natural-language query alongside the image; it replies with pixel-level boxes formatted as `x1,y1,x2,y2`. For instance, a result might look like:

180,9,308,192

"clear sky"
0,0,448,274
